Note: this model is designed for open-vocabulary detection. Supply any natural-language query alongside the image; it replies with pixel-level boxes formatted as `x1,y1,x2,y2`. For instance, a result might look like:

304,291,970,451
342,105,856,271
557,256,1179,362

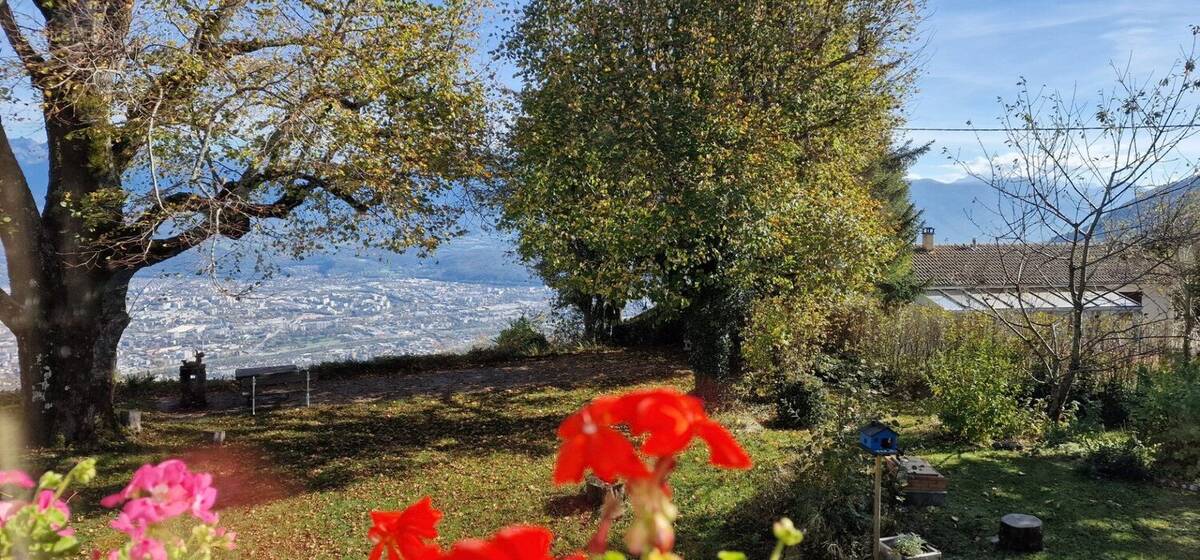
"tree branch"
111,0,250,171
0,0,47,87
0,287,20,329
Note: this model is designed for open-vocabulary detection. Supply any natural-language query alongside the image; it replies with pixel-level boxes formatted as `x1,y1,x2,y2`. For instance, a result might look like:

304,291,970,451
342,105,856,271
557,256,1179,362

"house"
910,228,1173,321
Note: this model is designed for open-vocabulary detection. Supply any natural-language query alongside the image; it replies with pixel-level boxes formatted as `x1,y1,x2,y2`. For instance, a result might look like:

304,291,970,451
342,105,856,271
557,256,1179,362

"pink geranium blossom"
101,459,218,540
37,490,75,537
0,501,19,527
107,535,168,560
0,470,34,489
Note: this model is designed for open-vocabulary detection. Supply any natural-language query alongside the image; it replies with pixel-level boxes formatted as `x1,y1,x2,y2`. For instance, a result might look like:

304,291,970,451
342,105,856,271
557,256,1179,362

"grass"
22,351,1200,559
900,450,1200,559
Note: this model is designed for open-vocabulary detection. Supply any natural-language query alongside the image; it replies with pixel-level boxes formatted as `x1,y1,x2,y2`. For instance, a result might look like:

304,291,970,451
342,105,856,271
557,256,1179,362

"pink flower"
108,536,168,560
0,470,34,489
0,501,19,527
215,527,237,549
36,490,74,537
102,460,219,542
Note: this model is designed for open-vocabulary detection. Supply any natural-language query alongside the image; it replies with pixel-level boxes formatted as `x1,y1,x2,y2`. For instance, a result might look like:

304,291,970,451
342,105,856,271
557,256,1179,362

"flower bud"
773,518,804,546
653,512,675,552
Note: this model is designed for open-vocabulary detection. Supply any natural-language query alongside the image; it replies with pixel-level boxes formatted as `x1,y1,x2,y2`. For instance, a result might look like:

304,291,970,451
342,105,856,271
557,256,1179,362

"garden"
9,305,1200,559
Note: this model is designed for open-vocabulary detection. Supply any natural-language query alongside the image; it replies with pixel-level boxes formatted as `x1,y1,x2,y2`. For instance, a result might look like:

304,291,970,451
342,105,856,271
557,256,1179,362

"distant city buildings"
0,275,553,388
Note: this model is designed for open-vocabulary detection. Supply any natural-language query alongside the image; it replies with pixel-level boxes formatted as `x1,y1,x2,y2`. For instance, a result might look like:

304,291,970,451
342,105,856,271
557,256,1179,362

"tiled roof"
912,243,1148,288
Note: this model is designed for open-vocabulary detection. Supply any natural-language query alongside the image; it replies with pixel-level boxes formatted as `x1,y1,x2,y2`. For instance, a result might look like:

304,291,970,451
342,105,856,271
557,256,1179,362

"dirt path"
157,348,691,413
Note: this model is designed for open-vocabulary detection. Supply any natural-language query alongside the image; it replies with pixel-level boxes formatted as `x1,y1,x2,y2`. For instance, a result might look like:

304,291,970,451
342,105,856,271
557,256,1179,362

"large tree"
868,141,930,305
501,0,920,393
0,0,490,444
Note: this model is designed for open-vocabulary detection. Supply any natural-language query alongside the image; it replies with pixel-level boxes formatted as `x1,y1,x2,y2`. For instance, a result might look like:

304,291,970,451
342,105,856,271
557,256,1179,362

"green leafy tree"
0,0,491,444
501,0,921,392
867,141,930,305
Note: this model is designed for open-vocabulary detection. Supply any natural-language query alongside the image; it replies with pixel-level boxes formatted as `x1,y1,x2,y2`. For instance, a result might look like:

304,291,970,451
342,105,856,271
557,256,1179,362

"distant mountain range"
908,178,1001,244
6,137,1194,283
3,138,539,286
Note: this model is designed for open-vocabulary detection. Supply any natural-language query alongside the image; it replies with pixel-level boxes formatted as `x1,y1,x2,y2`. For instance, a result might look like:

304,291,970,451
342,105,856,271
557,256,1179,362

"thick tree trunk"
16,269,132,446
684,287,746,406
580,295,621,342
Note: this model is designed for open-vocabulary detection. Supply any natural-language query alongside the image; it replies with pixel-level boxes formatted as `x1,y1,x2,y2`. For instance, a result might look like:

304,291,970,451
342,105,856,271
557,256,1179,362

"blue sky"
4,0,1199,186
903,0,1199,182
480,0,1200,183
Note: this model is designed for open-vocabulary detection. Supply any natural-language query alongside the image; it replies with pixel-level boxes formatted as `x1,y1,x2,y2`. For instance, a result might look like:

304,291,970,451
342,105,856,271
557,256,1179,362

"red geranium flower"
553,396,650,484
619,389,752,469
369,497,443,560
443,525,556,560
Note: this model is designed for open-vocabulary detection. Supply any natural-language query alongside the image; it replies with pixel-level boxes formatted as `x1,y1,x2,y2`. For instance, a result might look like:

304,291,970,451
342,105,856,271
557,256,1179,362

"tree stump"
208,431,226,445
123,410,142,433
997,513,1043,552
584,475,624,507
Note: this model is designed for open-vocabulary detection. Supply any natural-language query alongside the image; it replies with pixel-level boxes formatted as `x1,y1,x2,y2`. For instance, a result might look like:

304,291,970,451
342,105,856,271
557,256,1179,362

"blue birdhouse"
859,421,899,456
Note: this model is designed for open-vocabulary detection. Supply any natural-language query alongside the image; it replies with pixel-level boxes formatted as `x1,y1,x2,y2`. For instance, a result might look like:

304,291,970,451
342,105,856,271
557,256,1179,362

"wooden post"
873,455,882,560
305,369,311,407
251,376,257,416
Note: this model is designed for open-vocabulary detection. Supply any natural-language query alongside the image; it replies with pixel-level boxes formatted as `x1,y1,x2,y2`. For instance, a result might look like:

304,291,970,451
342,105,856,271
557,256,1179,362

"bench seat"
234,365,313,415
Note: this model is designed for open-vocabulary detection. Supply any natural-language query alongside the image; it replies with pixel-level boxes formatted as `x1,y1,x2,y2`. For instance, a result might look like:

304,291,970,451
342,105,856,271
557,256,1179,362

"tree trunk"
580,295,621,343
1048,303,1086,421
15,266,133,446
684,287,746,406
1182,289,1195,365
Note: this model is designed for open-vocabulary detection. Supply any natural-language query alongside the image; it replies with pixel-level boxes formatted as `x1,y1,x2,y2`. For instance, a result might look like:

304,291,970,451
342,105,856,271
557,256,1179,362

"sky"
902,0,1200,182
3,0,1199,185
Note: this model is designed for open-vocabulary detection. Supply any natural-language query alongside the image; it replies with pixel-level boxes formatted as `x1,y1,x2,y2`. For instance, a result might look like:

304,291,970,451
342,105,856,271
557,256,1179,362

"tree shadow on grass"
129,349,689,492
33,349,692,521
901,452,1200,559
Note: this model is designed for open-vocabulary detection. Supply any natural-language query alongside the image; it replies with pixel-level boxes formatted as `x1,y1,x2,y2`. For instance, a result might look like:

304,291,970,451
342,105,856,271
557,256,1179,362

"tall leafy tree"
0,0,491,444
502,0,921,393
868,141,930,305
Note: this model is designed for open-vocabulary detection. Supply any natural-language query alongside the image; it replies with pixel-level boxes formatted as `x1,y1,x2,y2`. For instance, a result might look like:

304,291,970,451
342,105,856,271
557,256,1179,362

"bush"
1131,363,1200,479
493,316,551,356
852,306,1008,399
775,375,830,429
927,337,1044,444
1094,376,1136,429
1079,434,1157,481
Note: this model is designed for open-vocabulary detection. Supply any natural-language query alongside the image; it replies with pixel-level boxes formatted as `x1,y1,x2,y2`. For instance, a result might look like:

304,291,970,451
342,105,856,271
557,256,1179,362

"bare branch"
0,0,46,86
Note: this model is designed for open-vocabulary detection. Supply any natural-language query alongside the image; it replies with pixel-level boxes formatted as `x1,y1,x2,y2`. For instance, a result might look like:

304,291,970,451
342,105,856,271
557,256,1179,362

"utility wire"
898,124,1200,132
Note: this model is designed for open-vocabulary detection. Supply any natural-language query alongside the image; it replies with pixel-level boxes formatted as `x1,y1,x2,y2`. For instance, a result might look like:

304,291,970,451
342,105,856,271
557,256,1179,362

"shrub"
493,316,551,356
927,337,1044,444
1131,364,1200,479
775,375,830,429
853,306,1007,399
1094,376,1136,428
1079,434,1157,481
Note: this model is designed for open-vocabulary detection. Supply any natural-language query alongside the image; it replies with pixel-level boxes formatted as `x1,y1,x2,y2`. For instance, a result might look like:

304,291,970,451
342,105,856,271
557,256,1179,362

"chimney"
921,227,935,251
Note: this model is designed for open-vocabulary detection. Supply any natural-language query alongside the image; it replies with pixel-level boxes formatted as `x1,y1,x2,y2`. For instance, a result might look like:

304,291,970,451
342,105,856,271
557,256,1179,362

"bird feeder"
860,421,900,560
860,420,899,456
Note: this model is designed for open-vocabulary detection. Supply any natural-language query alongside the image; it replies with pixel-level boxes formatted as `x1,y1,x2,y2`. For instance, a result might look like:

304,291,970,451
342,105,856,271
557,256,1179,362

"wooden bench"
234,365,313,415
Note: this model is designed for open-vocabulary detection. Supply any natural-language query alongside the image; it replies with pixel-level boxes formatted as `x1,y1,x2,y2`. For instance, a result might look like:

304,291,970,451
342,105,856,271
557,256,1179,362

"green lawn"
900,450,1200,560
25,351,1200,559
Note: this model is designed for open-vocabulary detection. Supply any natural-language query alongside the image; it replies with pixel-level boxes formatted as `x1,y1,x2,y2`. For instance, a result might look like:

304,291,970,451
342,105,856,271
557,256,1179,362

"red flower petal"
695,421,752,469
588,427,650,482
445,526,556,560
369,497,443,560
492,526,553,560
552,436,588,485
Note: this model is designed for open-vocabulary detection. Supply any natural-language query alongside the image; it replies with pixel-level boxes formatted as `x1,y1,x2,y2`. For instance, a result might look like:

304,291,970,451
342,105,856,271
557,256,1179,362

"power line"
898,123,1200,132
